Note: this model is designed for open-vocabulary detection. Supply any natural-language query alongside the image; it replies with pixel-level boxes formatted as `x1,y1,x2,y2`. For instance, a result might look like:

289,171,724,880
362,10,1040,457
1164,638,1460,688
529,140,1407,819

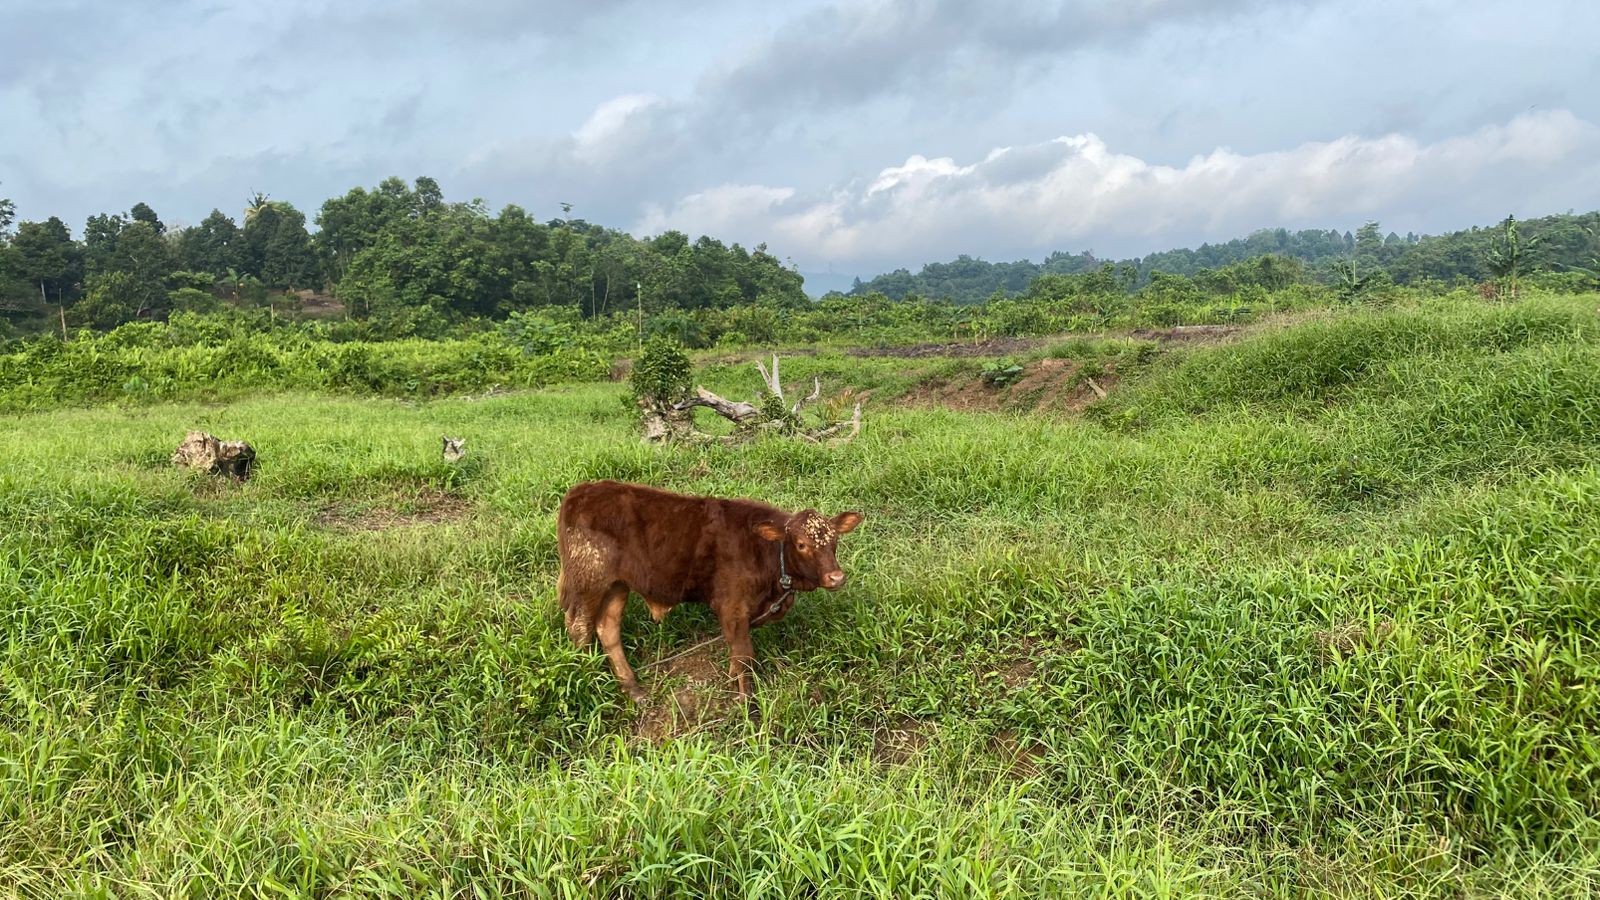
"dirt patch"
850,325,1240,360
872,716,935,765
900,376,1003,412
985,655,1037,690
849,336,1047,359
633,638,740,743
1312,619,1395,660
978,636,1077,691
697,348,820,367
990,730,1047,780
316,490,471,532
292,290,346,319
901,358,1119,415
1129,324,1242,344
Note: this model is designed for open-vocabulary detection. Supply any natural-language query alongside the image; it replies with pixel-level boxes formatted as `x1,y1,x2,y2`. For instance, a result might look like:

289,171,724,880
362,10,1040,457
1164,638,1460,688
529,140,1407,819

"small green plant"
628,335,691,408
1334,259,1376,303
980,360,1025,387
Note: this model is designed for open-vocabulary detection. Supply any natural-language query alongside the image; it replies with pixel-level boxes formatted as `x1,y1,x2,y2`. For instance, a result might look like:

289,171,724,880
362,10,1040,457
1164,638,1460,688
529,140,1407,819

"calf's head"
755,509,864,590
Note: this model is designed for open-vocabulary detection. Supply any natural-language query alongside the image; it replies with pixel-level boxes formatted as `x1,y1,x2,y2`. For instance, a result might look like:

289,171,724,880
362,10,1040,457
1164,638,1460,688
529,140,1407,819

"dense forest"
2,176,1597,346
850,214,1600,303
0,177,807,340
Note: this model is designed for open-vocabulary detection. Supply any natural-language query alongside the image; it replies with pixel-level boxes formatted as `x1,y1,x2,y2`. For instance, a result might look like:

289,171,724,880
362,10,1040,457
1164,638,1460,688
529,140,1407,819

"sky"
4,0,1600,289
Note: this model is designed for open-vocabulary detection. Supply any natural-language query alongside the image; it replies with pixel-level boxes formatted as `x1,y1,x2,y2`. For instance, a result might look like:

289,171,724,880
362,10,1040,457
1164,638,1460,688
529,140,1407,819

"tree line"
4,173,1596,343
0,177,808,339
849,215,1600,303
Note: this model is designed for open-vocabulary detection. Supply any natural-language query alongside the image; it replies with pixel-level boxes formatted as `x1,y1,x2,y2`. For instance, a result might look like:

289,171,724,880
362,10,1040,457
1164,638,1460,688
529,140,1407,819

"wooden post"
59,304,68,340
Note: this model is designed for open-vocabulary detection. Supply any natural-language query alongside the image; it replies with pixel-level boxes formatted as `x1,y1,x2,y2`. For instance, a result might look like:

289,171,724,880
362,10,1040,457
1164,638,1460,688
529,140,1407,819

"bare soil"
901,357,1119,415
293,290,347,319
988,652,1037,691
990,730,1047,780
852,324,1240,359
633,638,741,743
315,490,470,531
1129,324,1242,344
848,336,1048,359
872,716,935,765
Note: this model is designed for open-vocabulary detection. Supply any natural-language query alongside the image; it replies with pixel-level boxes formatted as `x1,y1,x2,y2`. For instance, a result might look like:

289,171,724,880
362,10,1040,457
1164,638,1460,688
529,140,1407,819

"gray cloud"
699,0,1316,117
455,94,707,221
295,0,643,42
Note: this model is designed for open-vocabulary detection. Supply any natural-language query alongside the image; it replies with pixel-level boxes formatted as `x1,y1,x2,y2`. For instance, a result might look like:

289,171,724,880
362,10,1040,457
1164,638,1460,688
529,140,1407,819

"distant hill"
841,211,1600,302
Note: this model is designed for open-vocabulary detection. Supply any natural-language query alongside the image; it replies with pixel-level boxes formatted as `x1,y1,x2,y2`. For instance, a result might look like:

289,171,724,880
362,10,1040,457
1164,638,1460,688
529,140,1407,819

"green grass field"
3,296,1600,897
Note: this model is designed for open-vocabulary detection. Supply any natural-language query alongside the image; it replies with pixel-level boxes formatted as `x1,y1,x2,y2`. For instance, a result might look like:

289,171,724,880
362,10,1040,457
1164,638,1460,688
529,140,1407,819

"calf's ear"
753,521,786,542
833,511,864,534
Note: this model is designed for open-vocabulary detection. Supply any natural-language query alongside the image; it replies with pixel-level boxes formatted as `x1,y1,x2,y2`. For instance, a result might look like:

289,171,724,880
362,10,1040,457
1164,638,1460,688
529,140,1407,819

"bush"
629,336,691,408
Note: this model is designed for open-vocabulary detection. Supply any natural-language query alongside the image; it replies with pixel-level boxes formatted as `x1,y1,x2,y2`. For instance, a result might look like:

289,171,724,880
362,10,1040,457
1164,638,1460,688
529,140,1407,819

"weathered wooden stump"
172,431,256,481
442,436,467,463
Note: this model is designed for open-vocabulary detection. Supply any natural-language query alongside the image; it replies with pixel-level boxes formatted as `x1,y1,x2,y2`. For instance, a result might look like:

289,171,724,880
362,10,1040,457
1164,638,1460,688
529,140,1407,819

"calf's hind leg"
595,583,646,703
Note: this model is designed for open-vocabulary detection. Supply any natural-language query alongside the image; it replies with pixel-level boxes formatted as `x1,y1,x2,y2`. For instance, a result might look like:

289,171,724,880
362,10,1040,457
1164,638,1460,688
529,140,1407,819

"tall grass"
1093,297,1599,426
0,332,609,412
2,296,1599,895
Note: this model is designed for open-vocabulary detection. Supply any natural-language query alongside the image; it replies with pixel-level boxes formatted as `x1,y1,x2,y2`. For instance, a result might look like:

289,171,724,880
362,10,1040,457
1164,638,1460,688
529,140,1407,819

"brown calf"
557,480,863,701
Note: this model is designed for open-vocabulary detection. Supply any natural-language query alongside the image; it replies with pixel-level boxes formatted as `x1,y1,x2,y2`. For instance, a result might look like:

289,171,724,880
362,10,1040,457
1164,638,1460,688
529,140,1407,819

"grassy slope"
2,296,1599,897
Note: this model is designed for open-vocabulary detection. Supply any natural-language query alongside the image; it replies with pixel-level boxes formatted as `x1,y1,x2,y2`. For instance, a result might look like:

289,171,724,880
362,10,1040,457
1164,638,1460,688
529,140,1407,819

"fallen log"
673,387,761,422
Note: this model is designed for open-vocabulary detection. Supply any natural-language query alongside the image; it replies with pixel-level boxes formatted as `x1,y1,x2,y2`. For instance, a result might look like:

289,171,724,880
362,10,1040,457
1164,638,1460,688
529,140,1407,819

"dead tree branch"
754,354,783,401
658,356,863,445
790,376,821,418
673,387,761,422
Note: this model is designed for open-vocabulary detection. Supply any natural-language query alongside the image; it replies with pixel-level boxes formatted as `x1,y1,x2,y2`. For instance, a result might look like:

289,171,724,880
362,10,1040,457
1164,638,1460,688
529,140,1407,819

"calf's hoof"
623,683,648,704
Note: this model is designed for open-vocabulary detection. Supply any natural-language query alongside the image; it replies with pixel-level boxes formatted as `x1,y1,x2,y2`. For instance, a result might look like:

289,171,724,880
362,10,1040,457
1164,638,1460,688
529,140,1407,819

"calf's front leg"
718,612,756,699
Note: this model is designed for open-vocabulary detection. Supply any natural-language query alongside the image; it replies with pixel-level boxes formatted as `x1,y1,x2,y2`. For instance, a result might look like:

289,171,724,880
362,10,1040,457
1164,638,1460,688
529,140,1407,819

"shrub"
629,336,691,408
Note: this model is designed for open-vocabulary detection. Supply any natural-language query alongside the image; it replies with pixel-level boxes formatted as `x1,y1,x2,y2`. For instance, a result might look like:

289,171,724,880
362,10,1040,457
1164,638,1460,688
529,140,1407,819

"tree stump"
639,400,693,442
172,431,256,481
442,436,467,463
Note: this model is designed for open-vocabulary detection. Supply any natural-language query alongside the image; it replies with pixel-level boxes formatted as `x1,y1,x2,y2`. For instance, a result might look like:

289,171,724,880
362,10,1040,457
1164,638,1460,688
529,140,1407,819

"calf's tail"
558,567,598,647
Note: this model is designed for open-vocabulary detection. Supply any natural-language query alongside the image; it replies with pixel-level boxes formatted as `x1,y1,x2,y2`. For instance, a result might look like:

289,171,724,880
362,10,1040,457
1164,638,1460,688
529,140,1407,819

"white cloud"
636,109,1600,267
573,94,667,155
637,184,797,236
867,153,984,195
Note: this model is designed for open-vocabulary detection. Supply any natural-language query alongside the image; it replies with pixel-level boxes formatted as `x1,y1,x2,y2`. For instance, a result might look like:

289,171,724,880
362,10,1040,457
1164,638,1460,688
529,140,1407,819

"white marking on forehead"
800,515,836,543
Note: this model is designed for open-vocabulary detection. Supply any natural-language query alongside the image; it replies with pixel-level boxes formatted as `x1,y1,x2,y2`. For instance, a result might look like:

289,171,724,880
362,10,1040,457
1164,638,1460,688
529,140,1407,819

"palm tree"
245,192,272,223
1483,214,1541,300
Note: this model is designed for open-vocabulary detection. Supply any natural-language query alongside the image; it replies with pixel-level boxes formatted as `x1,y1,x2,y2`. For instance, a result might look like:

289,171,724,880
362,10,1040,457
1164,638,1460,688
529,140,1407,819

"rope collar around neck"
756,543,796,625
